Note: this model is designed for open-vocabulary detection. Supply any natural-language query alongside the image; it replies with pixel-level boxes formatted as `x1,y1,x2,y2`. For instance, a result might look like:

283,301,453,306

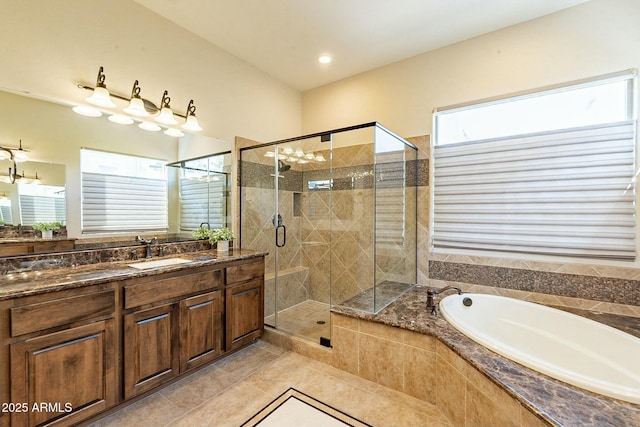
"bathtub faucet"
426,286,462,315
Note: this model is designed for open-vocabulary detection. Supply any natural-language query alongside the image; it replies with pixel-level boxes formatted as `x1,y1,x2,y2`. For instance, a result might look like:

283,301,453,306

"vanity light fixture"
164,128,184,137
0,144,38,184
85,66,117,108
123,80,152,117
74,67,204,135
263,147,326,164
182,100,203,132
108,114,134,125
72,105,102,117
155,91,178,125
138,121,161,132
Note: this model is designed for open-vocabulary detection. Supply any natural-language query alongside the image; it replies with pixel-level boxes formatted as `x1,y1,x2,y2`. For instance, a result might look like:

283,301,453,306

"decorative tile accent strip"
239,159,428,191
429,260,640,306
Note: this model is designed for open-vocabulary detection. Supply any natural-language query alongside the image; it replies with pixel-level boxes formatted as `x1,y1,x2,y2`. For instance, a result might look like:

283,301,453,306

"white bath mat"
241,388,371,427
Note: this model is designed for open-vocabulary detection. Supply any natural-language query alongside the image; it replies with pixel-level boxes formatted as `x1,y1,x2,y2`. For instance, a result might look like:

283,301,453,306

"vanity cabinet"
0,254,265,427
6,286,117,427
225,259,265,351
122,268,223,399
180,290,224,371
123,303,179,399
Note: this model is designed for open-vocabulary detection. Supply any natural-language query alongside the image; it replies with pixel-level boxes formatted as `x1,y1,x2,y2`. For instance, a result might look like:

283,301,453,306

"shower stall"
239,122,417,346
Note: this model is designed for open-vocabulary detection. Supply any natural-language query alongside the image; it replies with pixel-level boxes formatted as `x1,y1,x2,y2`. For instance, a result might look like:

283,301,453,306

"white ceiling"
134,0,589,92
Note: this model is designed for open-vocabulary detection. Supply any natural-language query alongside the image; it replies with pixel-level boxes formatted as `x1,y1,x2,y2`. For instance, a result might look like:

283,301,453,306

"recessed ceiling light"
318,55,332,64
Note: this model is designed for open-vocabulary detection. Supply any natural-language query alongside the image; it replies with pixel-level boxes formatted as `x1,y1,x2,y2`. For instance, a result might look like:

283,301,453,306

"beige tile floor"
89,340,452,427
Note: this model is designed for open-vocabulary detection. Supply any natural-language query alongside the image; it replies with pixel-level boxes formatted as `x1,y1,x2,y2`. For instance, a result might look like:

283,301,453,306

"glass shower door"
239,138,333,345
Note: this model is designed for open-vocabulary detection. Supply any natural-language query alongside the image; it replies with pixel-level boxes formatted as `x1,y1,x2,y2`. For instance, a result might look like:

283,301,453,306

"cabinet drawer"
226,259,264,285
10,290,115,337
124,269,222,309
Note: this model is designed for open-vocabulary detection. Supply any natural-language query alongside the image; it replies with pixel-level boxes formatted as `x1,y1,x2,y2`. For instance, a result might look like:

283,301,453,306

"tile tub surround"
331,286,640,427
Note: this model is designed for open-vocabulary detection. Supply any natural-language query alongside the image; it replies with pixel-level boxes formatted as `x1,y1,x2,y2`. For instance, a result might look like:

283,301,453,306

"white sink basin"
128,257,191,269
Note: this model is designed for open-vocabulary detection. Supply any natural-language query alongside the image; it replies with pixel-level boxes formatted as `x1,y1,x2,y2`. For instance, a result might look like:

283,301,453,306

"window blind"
432,121,636,259
179,177,226,230
19,195,65,225
82,172,167,233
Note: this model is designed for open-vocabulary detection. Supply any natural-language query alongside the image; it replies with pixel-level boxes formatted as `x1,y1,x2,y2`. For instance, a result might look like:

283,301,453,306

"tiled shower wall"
238,138,420,315
407,135,640,317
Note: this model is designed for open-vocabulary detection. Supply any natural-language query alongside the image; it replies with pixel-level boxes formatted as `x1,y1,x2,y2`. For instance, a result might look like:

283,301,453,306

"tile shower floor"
89,340,452,427
264,300,332,343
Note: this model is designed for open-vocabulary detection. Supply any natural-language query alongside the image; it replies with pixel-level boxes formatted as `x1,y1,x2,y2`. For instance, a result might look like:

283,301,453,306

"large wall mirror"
0,88,230,257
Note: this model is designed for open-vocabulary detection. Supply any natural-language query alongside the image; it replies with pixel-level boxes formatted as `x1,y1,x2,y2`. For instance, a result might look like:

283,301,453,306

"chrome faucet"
136,236,158,259
426,286,462,315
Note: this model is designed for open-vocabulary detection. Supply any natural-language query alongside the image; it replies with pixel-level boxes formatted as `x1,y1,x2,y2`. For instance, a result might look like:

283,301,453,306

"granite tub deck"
332,286,640,427
0,248,267,300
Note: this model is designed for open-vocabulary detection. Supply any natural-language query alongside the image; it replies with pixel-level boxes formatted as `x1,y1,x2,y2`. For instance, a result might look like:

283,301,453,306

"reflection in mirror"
0,192,11,225
0,161,65,226
168,151,232,233
18,183,65,225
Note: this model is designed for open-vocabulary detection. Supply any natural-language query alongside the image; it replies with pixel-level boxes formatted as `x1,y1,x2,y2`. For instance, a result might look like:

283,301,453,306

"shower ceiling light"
318,55,332,64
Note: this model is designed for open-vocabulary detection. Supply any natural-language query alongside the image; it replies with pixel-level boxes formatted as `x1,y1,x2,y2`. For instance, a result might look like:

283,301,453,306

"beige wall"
0,0,302,239
302,0,640,275
0,0,301,148
302,0,640,138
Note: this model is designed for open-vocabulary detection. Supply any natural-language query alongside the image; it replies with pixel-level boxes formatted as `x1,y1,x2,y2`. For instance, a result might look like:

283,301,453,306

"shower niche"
239,123,417,346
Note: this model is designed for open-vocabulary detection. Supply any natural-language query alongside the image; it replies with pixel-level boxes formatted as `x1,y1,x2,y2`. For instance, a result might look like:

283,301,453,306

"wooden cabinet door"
179,290,224,371
10,320,116,427
123,304,179,399
225,279,264,351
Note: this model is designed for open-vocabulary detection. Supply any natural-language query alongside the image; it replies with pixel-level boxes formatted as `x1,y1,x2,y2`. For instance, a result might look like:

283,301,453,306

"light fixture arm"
130,80,142,99
160,91,171,109
186,99,196,117
95,66,107,88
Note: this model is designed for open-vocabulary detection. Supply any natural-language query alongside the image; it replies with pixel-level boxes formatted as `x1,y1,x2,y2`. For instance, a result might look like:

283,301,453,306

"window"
432,71,636,259
19,184,65,225
81,149,167,233
176,154,229,231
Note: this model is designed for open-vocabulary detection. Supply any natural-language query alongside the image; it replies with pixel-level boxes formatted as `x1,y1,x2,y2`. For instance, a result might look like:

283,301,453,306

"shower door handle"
275,223,286,247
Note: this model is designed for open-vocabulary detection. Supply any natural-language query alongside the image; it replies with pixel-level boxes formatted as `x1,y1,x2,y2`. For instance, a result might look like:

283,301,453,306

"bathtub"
439,293,640,405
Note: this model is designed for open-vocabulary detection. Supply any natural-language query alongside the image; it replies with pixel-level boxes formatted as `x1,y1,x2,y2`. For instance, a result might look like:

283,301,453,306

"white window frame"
431,70,637,260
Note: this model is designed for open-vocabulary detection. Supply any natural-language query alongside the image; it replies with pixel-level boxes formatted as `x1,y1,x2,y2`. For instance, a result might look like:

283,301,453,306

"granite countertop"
0,248,267,301
332,286,640,427
0,237,76,243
